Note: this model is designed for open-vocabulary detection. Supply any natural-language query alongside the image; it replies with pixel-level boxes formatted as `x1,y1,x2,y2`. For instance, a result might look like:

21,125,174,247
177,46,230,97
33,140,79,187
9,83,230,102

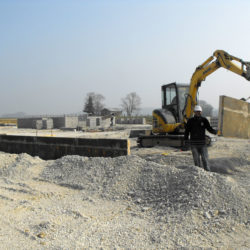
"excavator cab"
138,82,189,147
161,83,189,122
152,82,189,134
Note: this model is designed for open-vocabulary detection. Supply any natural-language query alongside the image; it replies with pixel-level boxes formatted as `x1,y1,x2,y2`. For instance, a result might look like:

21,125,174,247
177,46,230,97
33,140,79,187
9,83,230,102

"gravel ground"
0,135,249,249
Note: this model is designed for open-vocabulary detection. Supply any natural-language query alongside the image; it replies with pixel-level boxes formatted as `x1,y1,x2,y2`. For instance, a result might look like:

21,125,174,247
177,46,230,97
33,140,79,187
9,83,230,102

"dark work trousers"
191,145,210,171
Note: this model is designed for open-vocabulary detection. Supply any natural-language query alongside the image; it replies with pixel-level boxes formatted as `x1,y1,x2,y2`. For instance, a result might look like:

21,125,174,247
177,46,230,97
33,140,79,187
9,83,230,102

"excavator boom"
185,50,250,120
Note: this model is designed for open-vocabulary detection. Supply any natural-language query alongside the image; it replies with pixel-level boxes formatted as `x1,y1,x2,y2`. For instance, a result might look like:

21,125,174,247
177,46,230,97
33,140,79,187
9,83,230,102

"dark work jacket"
184,116,217,145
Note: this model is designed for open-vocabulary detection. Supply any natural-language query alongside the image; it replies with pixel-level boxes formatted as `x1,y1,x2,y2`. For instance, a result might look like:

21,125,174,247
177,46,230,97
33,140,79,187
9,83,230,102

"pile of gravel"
40,154,249,223
0,148,249,249
0,153,43,179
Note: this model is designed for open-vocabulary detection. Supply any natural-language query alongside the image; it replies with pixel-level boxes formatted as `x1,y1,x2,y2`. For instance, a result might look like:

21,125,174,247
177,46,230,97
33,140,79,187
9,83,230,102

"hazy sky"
1,0,250,116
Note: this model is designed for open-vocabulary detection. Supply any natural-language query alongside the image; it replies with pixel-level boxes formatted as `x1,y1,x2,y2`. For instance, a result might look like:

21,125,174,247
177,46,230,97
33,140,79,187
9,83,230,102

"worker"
184,105,218,171
110,113,114,127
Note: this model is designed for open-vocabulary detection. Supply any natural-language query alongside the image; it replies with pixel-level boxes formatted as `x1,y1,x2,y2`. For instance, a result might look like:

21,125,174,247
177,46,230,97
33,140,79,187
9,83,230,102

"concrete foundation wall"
86,117,113,129
218,96,250,139
18,116,82,129
87,117,97,128
65,116,79,128
0,134,130,159
18,118,37,128
77,120,87,129
17,115,148,130
33,120,43,129
102,119,111,128
42,118,53,129
18,117,56,129
77,115,87,129
18,118,53,129
52,117,65,128
116,117,146,124
52,116,79,129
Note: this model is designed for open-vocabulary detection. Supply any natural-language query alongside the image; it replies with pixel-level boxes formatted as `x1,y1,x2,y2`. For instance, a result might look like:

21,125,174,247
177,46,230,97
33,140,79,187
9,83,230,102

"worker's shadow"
208,157,250,174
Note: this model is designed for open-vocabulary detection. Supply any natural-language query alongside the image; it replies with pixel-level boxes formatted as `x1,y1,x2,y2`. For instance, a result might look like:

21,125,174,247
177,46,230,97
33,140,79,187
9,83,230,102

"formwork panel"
218,96,250,139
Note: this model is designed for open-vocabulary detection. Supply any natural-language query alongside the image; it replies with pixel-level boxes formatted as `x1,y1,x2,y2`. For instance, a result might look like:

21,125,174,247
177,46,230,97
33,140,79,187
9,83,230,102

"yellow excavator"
138,50,250,147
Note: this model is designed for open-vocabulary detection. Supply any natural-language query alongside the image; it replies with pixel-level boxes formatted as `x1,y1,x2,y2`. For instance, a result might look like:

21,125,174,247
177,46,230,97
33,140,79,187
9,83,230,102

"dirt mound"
40,155,249,223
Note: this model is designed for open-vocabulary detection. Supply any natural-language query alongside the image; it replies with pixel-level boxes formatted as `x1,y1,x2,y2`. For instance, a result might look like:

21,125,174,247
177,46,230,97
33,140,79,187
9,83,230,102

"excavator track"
137,134,185,148
137,134,213,148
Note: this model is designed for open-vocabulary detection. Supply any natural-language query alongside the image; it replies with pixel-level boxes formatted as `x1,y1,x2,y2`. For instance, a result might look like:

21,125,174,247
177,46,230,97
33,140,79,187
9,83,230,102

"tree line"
83,92,141,116
83,92,215,117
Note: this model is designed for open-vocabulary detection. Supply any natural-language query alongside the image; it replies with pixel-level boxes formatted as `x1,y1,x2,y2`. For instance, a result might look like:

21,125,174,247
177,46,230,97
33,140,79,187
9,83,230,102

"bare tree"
83,92,105,115
121,92,141,116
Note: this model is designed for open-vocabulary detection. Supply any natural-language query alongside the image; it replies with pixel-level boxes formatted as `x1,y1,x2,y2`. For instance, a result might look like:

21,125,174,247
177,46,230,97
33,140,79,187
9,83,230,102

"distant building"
101,108,122,116
17,115,87,130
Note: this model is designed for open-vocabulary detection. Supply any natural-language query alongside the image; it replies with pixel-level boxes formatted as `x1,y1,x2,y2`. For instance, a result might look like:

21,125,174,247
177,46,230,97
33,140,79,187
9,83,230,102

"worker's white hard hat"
194,105,202,112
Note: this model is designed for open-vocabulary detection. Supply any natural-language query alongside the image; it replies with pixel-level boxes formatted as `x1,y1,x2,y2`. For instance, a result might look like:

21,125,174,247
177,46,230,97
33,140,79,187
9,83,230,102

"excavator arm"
184,50,250,120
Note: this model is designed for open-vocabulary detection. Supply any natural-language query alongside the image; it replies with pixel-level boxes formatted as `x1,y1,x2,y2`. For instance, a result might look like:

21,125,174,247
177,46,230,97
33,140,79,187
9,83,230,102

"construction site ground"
0,126,249,249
